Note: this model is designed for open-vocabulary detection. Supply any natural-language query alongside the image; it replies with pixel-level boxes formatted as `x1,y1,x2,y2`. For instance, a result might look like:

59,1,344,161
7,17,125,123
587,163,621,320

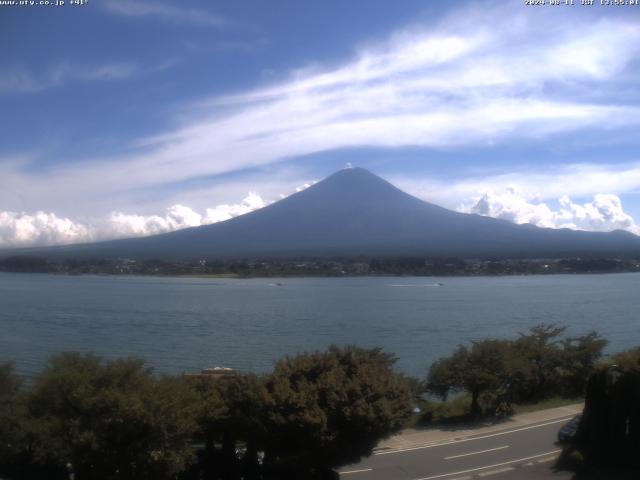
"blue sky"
1,0,640,246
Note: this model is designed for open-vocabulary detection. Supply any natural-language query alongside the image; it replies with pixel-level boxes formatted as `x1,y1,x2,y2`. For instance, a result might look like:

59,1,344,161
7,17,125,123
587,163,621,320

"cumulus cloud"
0,211,94,248
391,162,640,214
106,192,267,238
461,189,640,235
203,192,266,224
107,204,204,238
0,193,267,248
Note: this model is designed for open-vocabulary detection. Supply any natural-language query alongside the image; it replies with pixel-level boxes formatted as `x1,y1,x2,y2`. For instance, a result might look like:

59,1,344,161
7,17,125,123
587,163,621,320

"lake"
1,272,639,379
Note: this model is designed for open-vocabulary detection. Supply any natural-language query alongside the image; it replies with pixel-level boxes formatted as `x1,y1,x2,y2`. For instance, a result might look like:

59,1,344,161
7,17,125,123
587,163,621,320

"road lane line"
375,416,573,456
478,467,514,477
413,449,561,480
444,445,509,460
340,468,373,475
536,456,556,463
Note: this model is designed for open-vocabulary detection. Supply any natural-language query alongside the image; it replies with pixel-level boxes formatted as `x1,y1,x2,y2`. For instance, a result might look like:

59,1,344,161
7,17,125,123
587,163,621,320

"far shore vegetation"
1,324,639,479
2,255,640,277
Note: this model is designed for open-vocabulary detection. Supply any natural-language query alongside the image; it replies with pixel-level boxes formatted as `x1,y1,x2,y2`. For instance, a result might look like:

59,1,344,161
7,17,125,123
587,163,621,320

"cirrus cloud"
101,0,225,28
5,0,640,215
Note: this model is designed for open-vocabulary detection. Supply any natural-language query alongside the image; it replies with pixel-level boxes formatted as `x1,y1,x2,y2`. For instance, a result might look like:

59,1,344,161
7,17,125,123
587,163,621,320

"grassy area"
406,395,582,429
511,396,582,414
405,394,473,429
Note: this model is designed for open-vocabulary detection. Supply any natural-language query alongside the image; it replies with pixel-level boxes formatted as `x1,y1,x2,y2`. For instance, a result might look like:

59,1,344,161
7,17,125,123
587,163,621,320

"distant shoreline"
2,254,640,278
2,270,640,280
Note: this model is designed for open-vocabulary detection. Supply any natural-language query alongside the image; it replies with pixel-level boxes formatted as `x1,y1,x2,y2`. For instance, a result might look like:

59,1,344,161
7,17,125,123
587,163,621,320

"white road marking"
413,449,561,480
340,468,373,475
375,416,574,456
478,467,514,477
444,445,509,460
536,457,556,463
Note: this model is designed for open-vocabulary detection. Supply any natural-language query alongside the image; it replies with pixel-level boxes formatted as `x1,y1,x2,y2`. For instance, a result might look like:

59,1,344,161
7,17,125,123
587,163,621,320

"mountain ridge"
3,168,640,260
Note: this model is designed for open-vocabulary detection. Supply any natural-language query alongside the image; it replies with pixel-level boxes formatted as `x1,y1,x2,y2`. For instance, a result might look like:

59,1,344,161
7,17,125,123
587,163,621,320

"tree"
512,324,567,401
191,373,268,480
511,324,607,401
612,346,640,370
427,325,608,415
0,362,27,479
427,340,514,417
21,352,199,480
576,349,640,469
559,331,608,397
262,345,412,476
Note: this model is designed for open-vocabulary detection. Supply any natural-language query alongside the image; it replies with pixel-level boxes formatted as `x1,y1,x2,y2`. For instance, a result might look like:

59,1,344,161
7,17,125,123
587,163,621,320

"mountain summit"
14,168,640,260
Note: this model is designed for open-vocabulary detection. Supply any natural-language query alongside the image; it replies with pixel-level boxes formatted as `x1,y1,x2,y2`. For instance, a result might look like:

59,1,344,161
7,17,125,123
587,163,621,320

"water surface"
1,273,639,378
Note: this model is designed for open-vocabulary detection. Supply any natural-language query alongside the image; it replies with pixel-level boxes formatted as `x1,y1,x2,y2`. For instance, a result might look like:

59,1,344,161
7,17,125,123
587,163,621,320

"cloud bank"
0,193,266,248
0,211,94,248
460,189,640,235
2,173,639,248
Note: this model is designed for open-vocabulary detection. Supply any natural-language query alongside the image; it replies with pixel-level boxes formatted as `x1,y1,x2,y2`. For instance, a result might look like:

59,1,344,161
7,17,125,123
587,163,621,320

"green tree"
559,331,608,397
23,352,198,480
262,345,412,476
428,325,607,420
427,340,514,417
512,324,567,401
191,373,267,480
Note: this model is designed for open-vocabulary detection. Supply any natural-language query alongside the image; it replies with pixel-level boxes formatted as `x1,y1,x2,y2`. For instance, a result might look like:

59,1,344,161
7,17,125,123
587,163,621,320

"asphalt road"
339,415,576,480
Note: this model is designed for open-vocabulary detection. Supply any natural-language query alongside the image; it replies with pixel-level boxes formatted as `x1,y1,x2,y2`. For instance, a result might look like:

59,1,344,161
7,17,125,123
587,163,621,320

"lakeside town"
2,255,640,277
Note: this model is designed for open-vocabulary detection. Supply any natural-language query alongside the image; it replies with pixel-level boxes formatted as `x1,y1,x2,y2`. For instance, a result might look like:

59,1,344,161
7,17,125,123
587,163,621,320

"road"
339,415,575,480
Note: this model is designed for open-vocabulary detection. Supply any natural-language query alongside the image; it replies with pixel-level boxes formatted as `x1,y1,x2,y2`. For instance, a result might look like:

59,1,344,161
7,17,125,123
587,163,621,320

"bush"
262,345,412,471
4,353,199,480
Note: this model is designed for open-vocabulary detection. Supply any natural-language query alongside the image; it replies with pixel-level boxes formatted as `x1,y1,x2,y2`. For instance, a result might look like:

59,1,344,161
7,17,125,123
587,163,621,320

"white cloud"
391,162,640,213
0,62,141,94
4,185,638,249
460,189,640,235
0,211,94,248
103,192,267,242
2,0,640,232
0,193,268,248
5,1,640,209
106,192,267,239
107,204,203,238
203,192,266,224
102,0,225,27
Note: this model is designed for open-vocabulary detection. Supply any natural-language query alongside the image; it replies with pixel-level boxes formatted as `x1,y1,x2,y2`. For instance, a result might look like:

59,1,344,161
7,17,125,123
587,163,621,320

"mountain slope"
8,168,640,260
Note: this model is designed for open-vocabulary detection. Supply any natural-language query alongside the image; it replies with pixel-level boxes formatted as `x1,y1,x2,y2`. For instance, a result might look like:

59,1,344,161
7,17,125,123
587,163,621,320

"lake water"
1,272,639,379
